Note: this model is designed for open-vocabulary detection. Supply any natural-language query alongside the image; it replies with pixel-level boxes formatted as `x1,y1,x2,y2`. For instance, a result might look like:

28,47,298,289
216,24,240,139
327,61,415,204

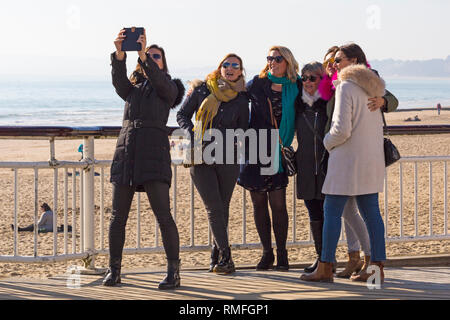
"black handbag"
382,113,401,167
267,98,297,176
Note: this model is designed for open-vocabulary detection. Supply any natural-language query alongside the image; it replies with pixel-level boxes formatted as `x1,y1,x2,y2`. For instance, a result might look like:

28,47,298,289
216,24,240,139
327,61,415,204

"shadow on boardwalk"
0,266,449,300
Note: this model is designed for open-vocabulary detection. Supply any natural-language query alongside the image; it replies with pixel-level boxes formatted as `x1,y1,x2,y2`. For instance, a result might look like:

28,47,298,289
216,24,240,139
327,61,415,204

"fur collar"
335,64,385,97
172,78,185,109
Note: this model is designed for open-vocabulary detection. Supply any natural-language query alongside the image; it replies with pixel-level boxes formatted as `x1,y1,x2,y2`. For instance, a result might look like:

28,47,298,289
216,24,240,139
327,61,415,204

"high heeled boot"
275,248,289,271
103,256,122,286
209,244,220,272
300,260,334,283
158,259,181,290
256,249,275,270
336,251,363,278
213,246,235,274
304,220,323,273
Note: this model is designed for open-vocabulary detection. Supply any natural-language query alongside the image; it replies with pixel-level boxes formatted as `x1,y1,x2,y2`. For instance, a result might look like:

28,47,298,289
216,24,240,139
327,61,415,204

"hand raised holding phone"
114,27,147,61
137,29,147,62
114,29,126,61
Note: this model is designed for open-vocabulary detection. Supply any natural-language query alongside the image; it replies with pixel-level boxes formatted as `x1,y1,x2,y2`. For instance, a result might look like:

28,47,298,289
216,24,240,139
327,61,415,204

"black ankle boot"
103,257,122,286
275,248,289,271
213,246,235,274
159,259,181,290
209,244,220,272
256,249,275,270
304,220,323,273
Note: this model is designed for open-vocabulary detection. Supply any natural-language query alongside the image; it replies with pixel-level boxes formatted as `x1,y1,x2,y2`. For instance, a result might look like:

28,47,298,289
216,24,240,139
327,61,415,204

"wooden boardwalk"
0,266,449,300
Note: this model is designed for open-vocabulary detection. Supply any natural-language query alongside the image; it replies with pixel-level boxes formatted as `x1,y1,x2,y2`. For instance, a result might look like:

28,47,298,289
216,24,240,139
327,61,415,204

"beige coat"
322,64,386,196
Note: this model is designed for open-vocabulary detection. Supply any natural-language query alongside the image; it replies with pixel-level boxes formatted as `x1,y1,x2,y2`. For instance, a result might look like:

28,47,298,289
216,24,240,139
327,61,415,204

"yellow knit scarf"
193,76,246,141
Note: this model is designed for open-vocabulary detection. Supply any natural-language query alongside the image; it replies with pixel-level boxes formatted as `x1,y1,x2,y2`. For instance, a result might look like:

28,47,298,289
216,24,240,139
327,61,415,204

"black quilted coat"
110,52,185,187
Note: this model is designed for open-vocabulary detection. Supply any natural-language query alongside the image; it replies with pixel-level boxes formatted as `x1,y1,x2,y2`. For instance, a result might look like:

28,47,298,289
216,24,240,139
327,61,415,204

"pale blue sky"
1,0,449,79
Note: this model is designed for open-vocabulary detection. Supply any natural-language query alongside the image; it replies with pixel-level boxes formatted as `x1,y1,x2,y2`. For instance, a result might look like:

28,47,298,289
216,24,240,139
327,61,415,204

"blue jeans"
321,193,386,263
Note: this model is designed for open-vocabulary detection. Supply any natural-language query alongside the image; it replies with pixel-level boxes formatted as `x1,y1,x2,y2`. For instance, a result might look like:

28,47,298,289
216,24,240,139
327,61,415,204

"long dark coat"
295,97,328,200
110,52,184,187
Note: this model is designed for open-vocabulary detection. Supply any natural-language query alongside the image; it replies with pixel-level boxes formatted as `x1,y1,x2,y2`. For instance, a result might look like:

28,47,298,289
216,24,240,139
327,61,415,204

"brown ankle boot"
361,255,370,272
300,261,334,283
336,251,363,279
351,261,384,283
353,255,371,276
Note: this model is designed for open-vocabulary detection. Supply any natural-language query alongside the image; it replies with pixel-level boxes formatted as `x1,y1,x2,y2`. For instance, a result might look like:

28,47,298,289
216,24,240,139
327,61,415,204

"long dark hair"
130,44,169,85
40,203,51,211
338,43,368,66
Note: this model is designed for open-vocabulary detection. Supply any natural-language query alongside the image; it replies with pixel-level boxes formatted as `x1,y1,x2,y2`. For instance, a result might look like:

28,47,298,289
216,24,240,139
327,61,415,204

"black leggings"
250,188,288,251
304,199,324,222
190,164,240,250
109,181,179,262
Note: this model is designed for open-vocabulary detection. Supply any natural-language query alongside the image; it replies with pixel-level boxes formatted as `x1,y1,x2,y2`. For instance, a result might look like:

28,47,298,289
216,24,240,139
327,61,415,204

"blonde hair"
259,46,299,83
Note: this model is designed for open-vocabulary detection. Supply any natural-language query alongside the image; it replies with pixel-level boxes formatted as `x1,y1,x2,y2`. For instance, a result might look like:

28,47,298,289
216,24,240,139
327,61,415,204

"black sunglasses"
301,75,321,82
222,62,240,70
267,56,284,63
334,57,346,64
150,53,162,60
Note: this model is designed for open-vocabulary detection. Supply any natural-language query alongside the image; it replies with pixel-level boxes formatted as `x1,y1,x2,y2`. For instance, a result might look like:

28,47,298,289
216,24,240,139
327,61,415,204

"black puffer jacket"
176,82,249,163
110,52,185,187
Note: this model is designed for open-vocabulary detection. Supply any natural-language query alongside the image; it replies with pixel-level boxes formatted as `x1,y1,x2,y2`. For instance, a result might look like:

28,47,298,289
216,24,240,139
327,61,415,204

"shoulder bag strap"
381,112,390,136
267,98,284,148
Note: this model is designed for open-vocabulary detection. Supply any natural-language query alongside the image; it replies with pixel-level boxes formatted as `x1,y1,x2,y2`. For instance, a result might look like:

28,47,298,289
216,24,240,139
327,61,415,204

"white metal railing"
1,134,449,271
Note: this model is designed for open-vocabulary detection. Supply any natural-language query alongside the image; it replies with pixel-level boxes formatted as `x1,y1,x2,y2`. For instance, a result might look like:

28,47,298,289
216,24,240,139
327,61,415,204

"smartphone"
121,27,144,51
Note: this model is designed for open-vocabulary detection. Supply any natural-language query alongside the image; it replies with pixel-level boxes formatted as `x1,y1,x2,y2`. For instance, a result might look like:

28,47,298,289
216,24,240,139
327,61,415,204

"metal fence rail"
0,127,449,271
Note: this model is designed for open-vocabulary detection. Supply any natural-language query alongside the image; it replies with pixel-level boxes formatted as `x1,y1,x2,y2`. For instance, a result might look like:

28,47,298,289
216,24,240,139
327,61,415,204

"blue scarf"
267,72,299,173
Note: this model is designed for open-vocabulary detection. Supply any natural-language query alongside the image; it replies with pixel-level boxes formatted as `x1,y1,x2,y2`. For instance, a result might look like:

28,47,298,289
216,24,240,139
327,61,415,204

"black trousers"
109,181,179,264
304,199,325,222
190,164,240,250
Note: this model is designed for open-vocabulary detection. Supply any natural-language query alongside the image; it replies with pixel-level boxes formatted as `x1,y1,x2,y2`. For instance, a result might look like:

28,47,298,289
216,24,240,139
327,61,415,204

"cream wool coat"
322,64,386,196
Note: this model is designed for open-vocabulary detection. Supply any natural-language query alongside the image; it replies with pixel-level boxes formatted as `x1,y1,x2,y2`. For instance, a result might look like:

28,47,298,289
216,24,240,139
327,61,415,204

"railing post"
80,136,103,274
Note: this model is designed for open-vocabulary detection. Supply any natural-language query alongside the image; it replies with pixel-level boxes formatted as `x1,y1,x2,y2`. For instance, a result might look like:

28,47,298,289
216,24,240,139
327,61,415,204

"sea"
1,77,450,127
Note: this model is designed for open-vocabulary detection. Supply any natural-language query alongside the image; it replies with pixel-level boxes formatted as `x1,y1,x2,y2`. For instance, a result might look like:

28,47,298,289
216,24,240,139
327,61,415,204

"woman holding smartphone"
104,28,185,289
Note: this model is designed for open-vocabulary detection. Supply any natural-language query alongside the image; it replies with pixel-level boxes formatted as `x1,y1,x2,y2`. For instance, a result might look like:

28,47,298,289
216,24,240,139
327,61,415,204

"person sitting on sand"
11,203,72,233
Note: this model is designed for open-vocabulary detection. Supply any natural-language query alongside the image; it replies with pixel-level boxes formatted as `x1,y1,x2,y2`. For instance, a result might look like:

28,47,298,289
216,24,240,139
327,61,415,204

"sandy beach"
0,109,449,280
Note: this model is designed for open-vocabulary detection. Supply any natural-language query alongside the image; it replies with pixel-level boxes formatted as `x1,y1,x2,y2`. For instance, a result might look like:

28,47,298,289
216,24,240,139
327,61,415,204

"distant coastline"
395,107,450,112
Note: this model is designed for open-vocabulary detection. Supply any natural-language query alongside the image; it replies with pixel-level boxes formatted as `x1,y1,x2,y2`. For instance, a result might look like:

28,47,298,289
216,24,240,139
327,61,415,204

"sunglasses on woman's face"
323,57,335,67
334,57,346,64
267,56,284,63
222,62,240,70
301,75,320,82
149,53,162,60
